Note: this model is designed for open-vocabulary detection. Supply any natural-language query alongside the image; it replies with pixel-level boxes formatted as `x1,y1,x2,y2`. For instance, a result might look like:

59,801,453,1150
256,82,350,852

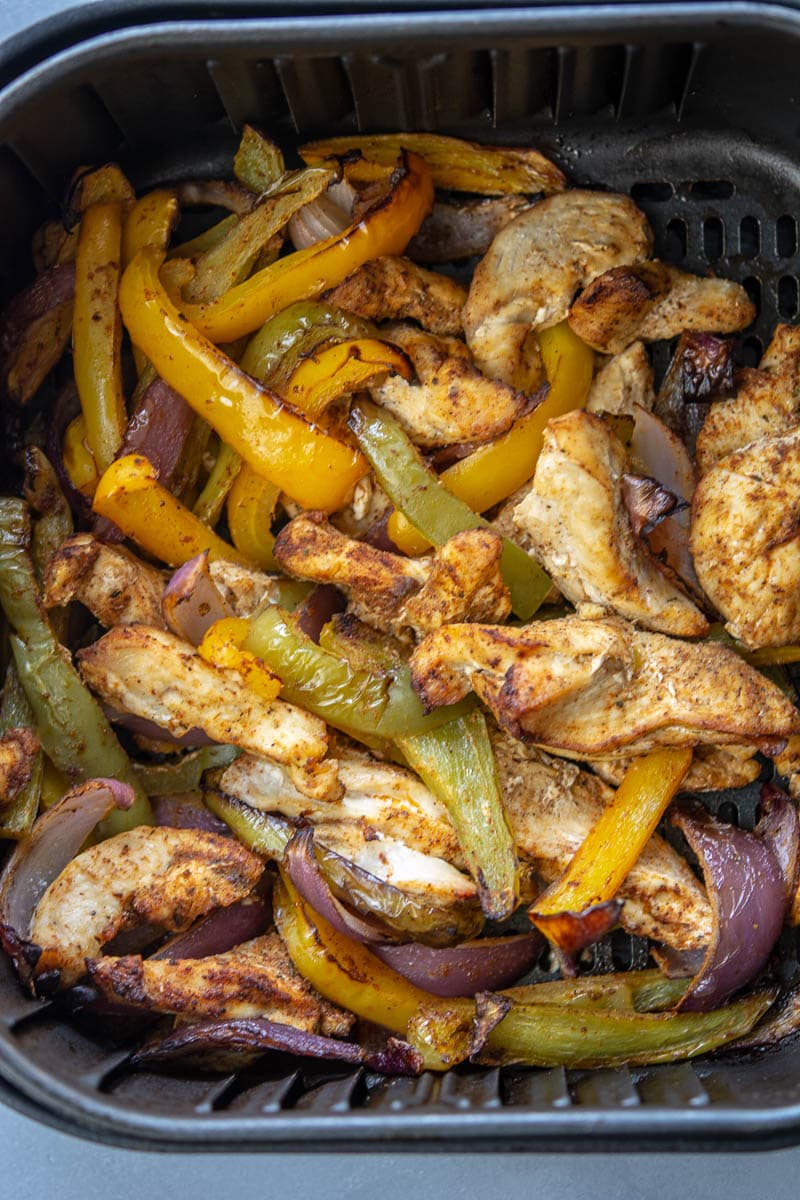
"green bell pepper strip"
502,969,690,1013
133,744,240,796
0,660,42,838
348,400,551,620
240,300,374,389
233,125,285,193
24,448,73,643
0,499,150,833
192,440,242,527
205,790,292,858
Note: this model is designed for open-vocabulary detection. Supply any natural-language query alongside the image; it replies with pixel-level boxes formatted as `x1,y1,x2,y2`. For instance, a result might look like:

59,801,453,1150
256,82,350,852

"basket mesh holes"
776,214,797,258
778,275,799,319
664,217,687,260
739,215,761,258
742,275,762,314
688,180,735,200
631,181,674,203
741,334,764,365
702,215,725,261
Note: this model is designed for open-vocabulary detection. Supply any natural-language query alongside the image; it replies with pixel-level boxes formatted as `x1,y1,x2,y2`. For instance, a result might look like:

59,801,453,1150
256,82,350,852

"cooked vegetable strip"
23,448,73,588
178,152,434,342
349,400,550,620
299,132,566,195
73,202,126,472
206,791,292,859
389,321,594,554
234,125,285,193
503,970,689,1012
93,454,248,568
283,337,412,419
62,415,99,497
0,663,41,839
240,300,373,386
198,617,281,702
119,248,367,511
192,441,242,527
226,466,279,571
0,500,149,831
134,745,238,796
122,189,178,268
528,748,693,950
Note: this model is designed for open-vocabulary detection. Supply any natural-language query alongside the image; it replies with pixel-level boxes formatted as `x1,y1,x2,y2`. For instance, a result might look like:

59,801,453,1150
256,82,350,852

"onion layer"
285,828,395,944
162,552,232,645
151,896,271,961
373,933,544,997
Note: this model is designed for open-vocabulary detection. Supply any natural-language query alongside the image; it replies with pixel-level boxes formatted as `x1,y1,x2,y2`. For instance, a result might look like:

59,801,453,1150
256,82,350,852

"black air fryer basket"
2,0,800,1152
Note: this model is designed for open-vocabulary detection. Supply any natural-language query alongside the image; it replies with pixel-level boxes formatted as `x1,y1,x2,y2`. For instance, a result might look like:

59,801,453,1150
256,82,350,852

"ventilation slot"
206,58,291,132
776,214,797,258
553,44,627,122
275,56,355,135
739,215,760,257
778,275,799,318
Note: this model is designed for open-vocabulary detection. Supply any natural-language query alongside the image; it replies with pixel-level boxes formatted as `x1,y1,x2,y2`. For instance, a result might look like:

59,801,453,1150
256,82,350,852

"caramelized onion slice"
373,933,543,997
162,552,232,645
151,896,271,961
285,828,396,945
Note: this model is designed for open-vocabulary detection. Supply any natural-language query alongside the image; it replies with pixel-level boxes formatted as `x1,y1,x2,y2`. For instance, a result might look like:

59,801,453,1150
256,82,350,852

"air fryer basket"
2,0,800,1152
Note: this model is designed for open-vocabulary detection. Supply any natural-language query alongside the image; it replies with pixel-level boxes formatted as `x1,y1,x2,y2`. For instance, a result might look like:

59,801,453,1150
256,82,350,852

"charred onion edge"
372,932,544,997
284,827,397,944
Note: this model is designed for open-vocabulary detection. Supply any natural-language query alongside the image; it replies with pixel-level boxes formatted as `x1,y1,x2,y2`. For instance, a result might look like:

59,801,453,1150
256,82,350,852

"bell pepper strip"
282,338,413,420
240,301,374,387
198,617,282,703
504,970,690,1013
529,748,693,952
122,189,179,268
349,400,550,620
206,790,292,859
62,414,100,498
299,132,566,196
0,499,149,833
5,302,74,407
707,622,800,667
92,454,248,568
39,757,69,811
389,321,595,555
226,465,280,571
73,202,127,473
23,448,73,587
118,247,367,511
0,661,42,839
134,745,239,797
234,125,285,193
178,152,434,343
170,214,238,260
192,441,242,527
65,163,135,226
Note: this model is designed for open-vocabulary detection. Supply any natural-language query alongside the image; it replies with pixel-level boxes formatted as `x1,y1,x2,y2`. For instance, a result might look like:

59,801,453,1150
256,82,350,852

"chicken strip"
0,726,39,805
462,191,652,384
492,732,712,950
43,534,166,628
207,559,285,619
696,324,800,473
512,411,707,635
407,196,532,264
375,322,529,447
410,615,799,757
78,625,340,800
88,932,353,1035
273,511,510,639
30,826,262,986
324,255,467,335
588,744,761,792
585,341,655,416
568,261,754,354
691,428,800,648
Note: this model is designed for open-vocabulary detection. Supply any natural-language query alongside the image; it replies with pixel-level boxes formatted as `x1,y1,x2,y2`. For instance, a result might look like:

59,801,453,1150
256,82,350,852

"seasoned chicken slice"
407,196,532,264
512,411,707,635
78,625,340,800
493,732,712,949
43,534,166,628
462,191,652,384
30,827,262,986
691,428,800,648
410,616,799,756
207,559,285,619
568,261,754,354
589,744,761,792
324,255,467,335
375,322,530,447
273,512,510,639
696,324,800,473
585,342,655,416
0,727,38,804
88,932,353,1036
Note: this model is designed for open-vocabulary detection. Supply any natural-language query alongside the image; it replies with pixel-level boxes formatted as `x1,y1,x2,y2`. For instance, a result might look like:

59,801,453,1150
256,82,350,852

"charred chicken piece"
43,534,167,628
410,615,799,757
78,625,340,800
273,512,510,639
0,727,39,806
585,341,655,416
29,826,262,987
324,255,467,335
589,744,761,793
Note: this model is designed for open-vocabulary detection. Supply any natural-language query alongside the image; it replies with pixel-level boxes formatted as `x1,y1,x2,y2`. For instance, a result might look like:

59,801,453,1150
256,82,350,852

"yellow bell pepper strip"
92,454,248,568
62,414,100,498
198,617,281,703
73,202,127,473
226,464,280,571
299,132,566,196
349,399,550,620
0,660,42,839
240,300,374,387
282,337,413,420
192,440,242,527
65,163,135,224
118,247,367,512
178,151,434,343
122,189,179,268
529,748,693,951
389,320,595,555
0,499,149,833
234,124,285,193
40,756,69,811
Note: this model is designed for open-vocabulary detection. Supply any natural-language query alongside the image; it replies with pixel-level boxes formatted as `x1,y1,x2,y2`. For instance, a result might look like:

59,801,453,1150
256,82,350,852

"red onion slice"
119,377,195,486
284,828,396,945
102,705,215,749
0,778,133,980
295,584,347,644
620,474,680,537
131,1016,422,1075
151,896,271,961
373,932,544,997
162,552,233,645
756,783,800,911
670,800,791,1012
1,263,75,358
151,792,231,834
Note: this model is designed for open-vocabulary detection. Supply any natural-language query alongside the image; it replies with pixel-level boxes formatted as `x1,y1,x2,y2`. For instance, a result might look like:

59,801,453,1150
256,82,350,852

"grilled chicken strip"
30,827,262,987
374,323,530,447
589,743,761,792
410,615,799,756
88,932,353,1035
492,732,712,949
78,625,340,800
324,255,467,335
463,191,651,384
585,341,655,416
691,428,800,648
568,261,754,354
407,196,532,264
512,411,707,636
43,534,166,628
0,727,39,804
696,324,800,473
274,511,510,639
207,559,285,619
